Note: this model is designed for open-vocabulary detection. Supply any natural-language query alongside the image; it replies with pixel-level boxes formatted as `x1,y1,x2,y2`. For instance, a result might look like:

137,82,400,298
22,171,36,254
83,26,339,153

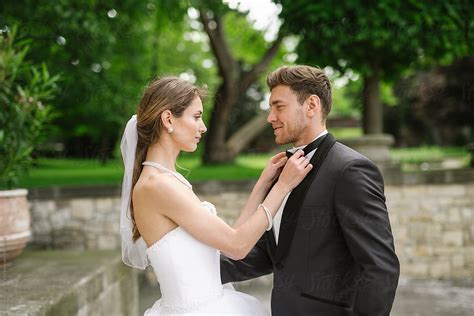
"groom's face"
267,85,306,146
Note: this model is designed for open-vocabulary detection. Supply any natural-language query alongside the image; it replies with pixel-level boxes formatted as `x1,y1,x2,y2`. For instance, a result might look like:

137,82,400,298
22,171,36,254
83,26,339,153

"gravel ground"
139,277,474,315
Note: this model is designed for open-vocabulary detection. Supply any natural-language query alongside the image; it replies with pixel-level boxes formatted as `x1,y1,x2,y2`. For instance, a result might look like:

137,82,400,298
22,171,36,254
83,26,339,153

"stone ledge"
0,250,138,316
28,185,122,200
27,180,257,200
398,168,474,185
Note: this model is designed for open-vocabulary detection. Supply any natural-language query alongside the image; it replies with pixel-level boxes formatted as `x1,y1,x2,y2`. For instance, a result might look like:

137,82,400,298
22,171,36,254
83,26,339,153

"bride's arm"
137,151,310,260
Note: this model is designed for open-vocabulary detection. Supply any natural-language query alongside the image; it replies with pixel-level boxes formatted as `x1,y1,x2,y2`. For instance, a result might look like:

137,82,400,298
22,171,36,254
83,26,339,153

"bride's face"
171,96,207,152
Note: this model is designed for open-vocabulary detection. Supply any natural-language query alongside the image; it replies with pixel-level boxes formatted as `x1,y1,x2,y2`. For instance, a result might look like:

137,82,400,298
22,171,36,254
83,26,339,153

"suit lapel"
275,133,337,264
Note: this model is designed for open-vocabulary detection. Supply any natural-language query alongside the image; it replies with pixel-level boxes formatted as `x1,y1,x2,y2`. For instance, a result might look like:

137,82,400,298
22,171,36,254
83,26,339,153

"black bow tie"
286,134,327,158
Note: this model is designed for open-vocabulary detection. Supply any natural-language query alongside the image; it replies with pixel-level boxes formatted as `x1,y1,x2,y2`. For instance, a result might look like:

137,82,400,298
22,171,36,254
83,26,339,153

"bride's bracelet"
258,203,273,231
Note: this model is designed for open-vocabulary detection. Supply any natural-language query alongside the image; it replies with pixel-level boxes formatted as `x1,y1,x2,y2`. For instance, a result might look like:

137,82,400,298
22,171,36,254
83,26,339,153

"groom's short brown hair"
267,65,332,120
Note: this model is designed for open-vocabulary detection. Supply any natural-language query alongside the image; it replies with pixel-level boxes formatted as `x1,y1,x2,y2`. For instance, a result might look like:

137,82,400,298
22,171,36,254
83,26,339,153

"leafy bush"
0,26,59,188
392,56,474,146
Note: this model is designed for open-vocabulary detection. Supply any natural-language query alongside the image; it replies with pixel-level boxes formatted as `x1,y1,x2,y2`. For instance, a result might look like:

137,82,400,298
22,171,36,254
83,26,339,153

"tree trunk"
99,136,111,165
203,83,239,164
199,8,283,164
226,112,269,155
362,67,382,134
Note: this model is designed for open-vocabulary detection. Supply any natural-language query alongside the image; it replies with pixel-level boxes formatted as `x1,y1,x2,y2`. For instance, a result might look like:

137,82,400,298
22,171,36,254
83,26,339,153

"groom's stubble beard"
274,110,306,145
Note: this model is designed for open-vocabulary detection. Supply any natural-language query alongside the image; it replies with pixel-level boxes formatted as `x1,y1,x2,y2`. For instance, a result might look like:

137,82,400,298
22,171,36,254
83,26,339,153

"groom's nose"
267,109,276,123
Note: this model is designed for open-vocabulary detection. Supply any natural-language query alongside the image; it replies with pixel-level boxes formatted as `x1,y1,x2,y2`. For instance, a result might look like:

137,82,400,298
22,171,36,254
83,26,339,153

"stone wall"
386,184,474,279
30,195,122,250
26,169,474,279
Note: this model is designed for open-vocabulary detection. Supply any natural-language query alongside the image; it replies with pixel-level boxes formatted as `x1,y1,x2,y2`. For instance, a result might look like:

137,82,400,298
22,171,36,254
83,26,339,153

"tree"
277,0,474,135
162,0,287,164
392,56,474,146
2,1,288,164
1,0,152,162
156,0,290,164
199,8,283,163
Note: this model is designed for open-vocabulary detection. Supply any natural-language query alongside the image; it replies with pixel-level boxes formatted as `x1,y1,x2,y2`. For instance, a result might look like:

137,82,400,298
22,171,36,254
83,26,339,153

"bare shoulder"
133,172,198,212
135,172,186,199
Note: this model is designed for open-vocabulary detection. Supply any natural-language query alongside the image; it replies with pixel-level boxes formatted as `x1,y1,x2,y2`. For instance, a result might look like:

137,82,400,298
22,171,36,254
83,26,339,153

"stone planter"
0,189,31,264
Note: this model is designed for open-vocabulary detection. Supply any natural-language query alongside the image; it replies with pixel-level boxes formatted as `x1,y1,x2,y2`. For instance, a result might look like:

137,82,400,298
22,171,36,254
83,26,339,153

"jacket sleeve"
220,233,273,284
334,158,400,316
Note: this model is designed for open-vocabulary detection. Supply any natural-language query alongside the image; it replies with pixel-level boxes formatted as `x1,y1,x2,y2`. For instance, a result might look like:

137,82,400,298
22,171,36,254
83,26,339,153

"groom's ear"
306,94,321,119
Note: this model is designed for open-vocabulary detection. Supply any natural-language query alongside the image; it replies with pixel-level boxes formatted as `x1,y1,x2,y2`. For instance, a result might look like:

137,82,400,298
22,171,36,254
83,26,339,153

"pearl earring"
168,127,173,133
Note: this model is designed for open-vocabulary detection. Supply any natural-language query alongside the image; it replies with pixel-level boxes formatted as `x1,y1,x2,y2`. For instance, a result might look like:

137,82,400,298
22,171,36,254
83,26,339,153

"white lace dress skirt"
144,286,267,315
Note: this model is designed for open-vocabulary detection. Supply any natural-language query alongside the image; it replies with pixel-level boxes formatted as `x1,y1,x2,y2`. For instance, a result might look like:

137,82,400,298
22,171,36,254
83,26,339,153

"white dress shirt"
273,130,328,243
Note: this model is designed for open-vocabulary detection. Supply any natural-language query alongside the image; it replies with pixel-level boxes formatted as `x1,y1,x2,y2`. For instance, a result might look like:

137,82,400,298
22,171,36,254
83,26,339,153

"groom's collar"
287,130,328,155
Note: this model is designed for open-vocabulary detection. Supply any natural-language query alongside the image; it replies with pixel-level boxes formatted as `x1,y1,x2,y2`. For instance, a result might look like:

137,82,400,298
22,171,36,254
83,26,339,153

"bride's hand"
258,152,288,188
277,150,313,192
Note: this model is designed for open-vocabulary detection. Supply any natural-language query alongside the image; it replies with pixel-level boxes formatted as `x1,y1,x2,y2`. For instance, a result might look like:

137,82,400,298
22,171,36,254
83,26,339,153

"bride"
120,76,312,315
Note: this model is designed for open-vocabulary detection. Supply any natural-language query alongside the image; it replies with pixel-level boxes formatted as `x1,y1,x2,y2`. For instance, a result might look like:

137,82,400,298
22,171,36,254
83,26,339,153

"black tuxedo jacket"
221,134,400,316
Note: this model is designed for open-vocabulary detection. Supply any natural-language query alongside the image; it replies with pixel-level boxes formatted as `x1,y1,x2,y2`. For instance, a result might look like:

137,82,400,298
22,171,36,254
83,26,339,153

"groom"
221,65,400,315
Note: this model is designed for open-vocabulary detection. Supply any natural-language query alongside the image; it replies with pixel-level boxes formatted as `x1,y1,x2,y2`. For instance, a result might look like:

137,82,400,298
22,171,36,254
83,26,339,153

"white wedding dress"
142,161,268,315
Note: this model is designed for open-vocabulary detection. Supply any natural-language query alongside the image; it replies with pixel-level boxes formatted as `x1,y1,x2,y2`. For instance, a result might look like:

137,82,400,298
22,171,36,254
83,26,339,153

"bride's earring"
168,127,173,133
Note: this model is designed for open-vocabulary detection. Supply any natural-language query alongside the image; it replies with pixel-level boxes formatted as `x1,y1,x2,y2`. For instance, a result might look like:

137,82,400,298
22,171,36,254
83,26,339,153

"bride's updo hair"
131,76,206,242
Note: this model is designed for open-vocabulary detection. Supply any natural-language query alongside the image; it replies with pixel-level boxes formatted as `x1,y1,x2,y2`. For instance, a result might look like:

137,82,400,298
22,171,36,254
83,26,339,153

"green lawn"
14,158,124,188
330,127,363,139
390,146,469,164
11,154,270,189
7,146,470,189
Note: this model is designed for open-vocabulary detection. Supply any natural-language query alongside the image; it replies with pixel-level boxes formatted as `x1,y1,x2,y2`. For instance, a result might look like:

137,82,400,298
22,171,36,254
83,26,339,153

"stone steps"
1,250,138,316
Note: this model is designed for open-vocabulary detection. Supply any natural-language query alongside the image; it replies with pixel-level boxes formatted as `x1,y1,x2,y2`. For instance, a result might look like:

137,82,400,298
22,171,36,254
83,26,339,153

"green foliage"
223,11,272,65
330,85,357,118
331,76,396,117
223,11,291,90
389,56,474,146
124,4,221,136
277,0,473,135
154,1,291,161
0,0,295,165
0,0,256,160
278,0,473,78
145,6,219,107
1,0,153,160
0,26,59,188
